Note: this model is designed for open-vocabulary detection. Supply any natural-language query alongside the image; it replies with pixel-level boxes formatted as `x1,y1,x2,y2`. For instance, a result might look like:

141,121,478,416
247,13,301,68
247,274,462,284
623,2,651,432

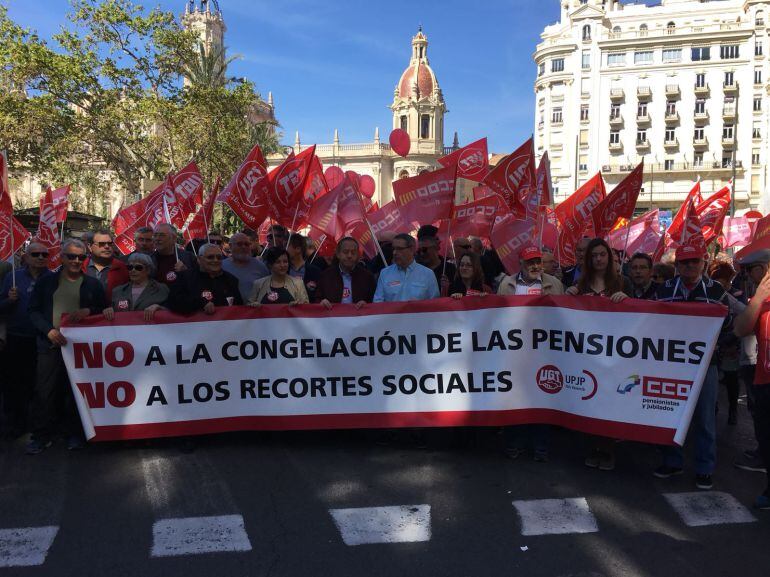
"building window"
756,68,763,84
579,154,588,172
666,22,676,34
753,150,761,165
723,124,734,139
754,97,763,111
691,46,711,61
398,170,410,179
582,50,591,70
609,131,620,145
400,115,407,131
757,11,765,26
637,102,648,117
663,48,682,62
579,129,589,145
665,159,675,170
720,45,740,59
612,26,621,34
552,58,564,72
538,62,545,76
665,128,676,142
756,40,764,56
695,73,706,88
582,25,591,41
610,103,621,119
695,99,706,114
552,107,563,123
607,52,625,66
639,24,648,36
580,104,590,121
420,114,431,138
694,153,704,167
724,71,735,86
637,129,647,143
722,157,733,169
634,51,653,65
666,100,677,115
754,123,762,139
694,127,705,140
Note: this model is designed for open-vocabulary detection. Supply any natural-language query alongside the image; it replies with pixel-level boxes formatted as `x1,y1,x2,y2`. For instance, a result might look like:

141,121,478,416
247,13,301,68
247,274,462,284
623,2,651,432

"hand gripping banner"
60,296,725,445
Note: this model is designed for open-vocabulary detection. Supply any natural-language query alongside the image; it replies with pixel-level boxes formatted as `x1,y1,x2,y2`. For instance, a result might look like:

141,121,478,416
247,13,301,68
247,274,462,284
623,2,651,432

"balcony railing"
603,160,743,174
636,139,650,149
664,138,679,149
723,107,737,118
693,137,709,148
609,114,623,126
723,81,738,93
665,111,680,124
610,88,625,100
694,111,710,123
637,86,652,99
694,83,710,95
608,141,623,151
636,113,651,124
665,84,681,98
722,135,736,147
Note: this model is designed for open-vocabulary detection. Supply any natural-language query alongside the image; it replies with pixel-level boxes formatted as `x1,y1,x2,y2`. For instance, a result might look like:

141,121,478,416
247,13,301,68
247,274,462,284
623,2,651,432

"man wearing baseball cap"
653,234,733,490
497,245,565,297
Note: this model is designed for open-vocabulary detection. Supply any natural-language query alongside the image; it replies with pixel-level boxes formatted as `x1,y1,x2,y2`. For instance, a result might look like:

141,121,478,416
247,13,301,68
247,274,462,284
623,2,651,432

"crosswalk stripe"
0,526,59,568
150,515,252,557
663,491,758,527
512,497,599,536
329,505,432,546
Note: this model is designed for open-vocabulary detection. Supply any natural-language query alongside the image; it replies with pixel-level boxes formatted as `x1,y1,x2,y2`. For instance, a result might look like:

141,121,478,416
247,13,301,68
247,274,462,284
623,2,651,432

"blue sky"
6,0,568,153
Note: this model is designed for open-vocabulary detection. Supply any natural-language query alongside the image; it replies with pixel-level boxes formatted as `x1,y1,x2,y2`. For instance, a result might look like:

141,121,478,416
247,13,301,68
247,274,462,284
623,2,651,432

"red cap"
675,243,706,261
520,245,543,261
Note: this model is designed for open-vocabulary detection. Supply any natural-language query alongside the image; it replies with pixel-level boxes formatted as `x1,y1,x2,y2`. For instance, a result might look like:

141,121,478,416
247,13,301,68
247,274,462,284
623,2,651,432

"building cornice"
599,28,754,50
534,42,578,62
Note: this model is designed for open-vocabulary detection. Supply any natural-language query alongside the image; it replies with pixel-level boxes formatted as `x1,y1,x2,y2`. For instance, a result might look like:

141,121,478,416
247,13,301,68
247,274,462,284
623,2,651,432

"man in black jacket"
27,239,106,454
653,240,733,490
166,243,242,314
316,237,376,309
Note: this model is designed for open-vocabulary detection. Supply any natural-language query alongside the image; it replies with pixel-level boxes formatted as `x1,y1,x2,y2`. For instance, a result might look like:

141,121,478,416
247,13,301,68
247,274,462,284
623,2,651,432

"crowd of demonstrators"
2,219,770,511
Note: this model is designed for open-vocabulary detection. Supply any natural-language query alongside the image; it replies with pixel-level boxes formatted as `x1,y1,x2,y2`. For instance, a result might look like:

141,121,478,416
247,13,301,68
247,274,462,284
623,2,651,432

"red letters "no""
73,341,134,369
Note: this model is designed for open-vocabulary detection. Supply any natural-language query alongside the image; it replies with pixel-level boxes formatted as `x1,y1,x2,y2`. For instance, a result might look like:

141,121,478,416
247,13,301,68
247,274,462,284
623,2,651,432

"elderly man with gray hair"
103,253,169,322
27,238,106,454
222,232,269,302
167,243,242,315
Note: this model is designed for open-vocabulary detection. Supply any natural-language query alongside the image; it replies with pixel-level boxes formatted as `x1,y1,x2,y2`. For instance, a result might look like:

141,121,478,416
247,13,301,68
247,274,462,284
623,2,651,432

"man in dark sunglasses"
0,242,52,438
27,238,106,454
83,229,128,301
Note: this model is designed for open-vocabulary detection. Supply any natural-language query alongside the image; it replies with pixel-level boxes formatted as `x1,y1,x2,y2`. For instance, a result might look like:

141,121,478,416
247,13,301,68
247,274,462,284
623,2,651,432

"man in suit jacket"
317,237,376,309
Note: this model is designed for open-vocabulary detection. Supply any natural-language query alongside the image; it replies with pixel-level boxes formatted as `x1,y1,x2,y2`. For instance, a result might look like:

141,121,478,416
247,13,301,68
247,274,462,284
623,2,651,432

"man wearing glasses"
82,229,128,301
0,242,52,439
222,232,269,302
166,243,242,314
628,253,658,300
152,223,196,284
27,239,106,454
373,234,439,303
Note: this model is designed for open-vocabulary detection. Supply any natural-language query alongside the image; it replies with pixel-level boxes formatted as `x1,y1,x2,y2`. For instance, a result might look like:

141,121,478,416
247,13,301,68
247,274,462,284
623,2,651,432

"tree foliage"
0,0,280,220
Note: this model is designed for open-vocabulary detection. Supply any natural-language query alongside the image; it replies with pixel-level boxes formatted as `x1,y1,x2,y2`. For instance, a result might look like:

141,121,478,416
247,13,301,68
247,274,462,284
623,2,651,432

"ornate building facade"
534,0,770,214
267,28,459,207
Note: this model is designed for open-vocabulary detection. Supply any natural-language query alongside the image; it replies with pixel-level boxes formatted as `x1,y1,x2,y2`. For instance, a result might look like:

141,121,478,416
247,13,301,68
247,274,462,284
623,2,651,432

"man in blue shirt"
0,242,52,438
374,233,439,302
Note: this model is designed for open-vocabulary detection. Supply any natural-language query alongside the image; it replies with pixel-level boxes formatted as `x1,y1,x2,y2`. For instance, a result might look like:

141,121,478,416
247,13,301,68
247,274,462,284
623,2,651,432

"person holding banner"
373,234,439,303
102,253,169,322
497,246,564,297
653,240,733,490
166,243,242,315
152,223,196,284
448,253,490,298
316,237,376,309
27,239,106,454
0,242,52,438
248,247,309,306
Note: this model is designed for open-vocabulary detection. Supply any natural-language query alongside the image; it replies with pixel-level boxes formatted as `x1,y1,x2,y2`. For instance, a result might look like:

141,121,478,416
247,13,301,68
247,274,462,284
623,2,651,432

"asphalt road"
1,395,768,577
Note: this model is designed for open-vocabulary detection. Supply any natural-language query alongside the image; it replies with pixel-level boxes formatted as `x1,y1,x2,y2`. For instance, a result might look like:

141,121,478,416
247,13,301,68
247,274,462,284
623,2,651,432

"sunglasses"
63,253,87,262
92,241,113,247
29,252,49,258
203,254,224,261
126,264,146,271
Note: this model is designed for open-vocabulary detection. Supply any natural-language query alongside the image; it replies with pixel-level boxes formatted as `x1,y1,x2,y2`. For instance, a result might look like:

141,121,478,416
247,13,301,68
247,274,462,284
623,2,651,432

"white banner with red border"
59,296,725,445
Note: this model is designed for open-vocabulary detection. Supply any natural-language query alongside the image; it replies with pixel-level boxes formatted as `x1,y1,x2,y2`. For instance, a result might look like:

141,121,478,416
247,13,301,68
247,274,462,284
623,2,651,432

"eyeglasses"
63,253,87,262
126,264,145,271
92,241,113,247
29,252,49,258
203,254,224,261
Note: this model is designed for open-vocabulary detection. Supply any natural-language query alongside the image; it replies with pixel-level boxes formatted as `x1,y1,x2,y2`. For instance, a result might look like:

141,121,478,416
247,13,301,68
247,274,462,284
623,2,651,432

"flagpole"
163,195,180,263
2,149,15,289
441,219,453,281
285,204,300,249
310,236,325,264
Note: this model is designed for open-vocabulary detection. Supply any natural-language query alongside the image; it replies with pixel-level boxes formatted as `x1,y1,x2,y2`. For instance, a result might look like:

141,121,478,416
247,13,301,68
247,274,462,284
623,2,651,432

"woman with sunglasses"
103,253,169,322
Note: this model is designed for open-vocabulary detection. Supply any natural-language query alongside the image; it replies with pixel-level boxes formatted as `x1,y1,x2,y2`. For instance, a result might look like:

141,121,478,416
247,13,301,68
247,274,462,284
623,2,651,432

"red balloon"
324,166,344,189
359,175,376,198
389,129,411,157
745,210,763,219
345,171,361,189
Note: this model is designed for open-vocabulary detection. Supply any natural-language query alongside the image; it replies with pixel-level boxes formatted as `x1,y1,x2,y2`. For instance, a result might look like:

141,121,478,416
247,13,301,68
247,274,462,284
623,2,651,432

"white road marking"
663,492,757,527
329,505,431,546
0,526,59,567
151,515,252,557
513,498,599,536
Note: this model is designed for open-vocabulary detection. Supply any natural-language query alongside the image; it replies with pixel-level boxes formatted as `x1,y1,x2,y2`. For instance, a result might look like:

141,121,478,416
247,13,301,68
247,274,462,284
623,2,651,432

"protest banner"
60,296,724,446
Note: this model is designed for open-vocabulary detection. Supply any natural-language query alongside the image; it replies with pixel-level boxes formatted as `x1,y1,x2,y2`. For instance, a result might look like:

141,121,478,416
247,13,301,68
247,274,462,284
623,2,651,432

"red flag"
735,214,770,261
336,176,366,231
266,146,317,228
36,187,61,270
112,177,169,255
307,227,337,259
521,152,552,221
347,220,378,260
218,144,271,229
720,217,754,249
39,186,69,223
555,173,606,265
482,138,534,215
668,181,703,243
168,161,204,226
367,201,409,237
608,209,660,254
695,185,731,245
533,206,558,252
184,177,221,243
0,151,31,261
394,164,457,225
472,184,497,201
444,195,501,240
491,215,537,275
437,137,489,182
307,176,345,239
592,161,644,239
